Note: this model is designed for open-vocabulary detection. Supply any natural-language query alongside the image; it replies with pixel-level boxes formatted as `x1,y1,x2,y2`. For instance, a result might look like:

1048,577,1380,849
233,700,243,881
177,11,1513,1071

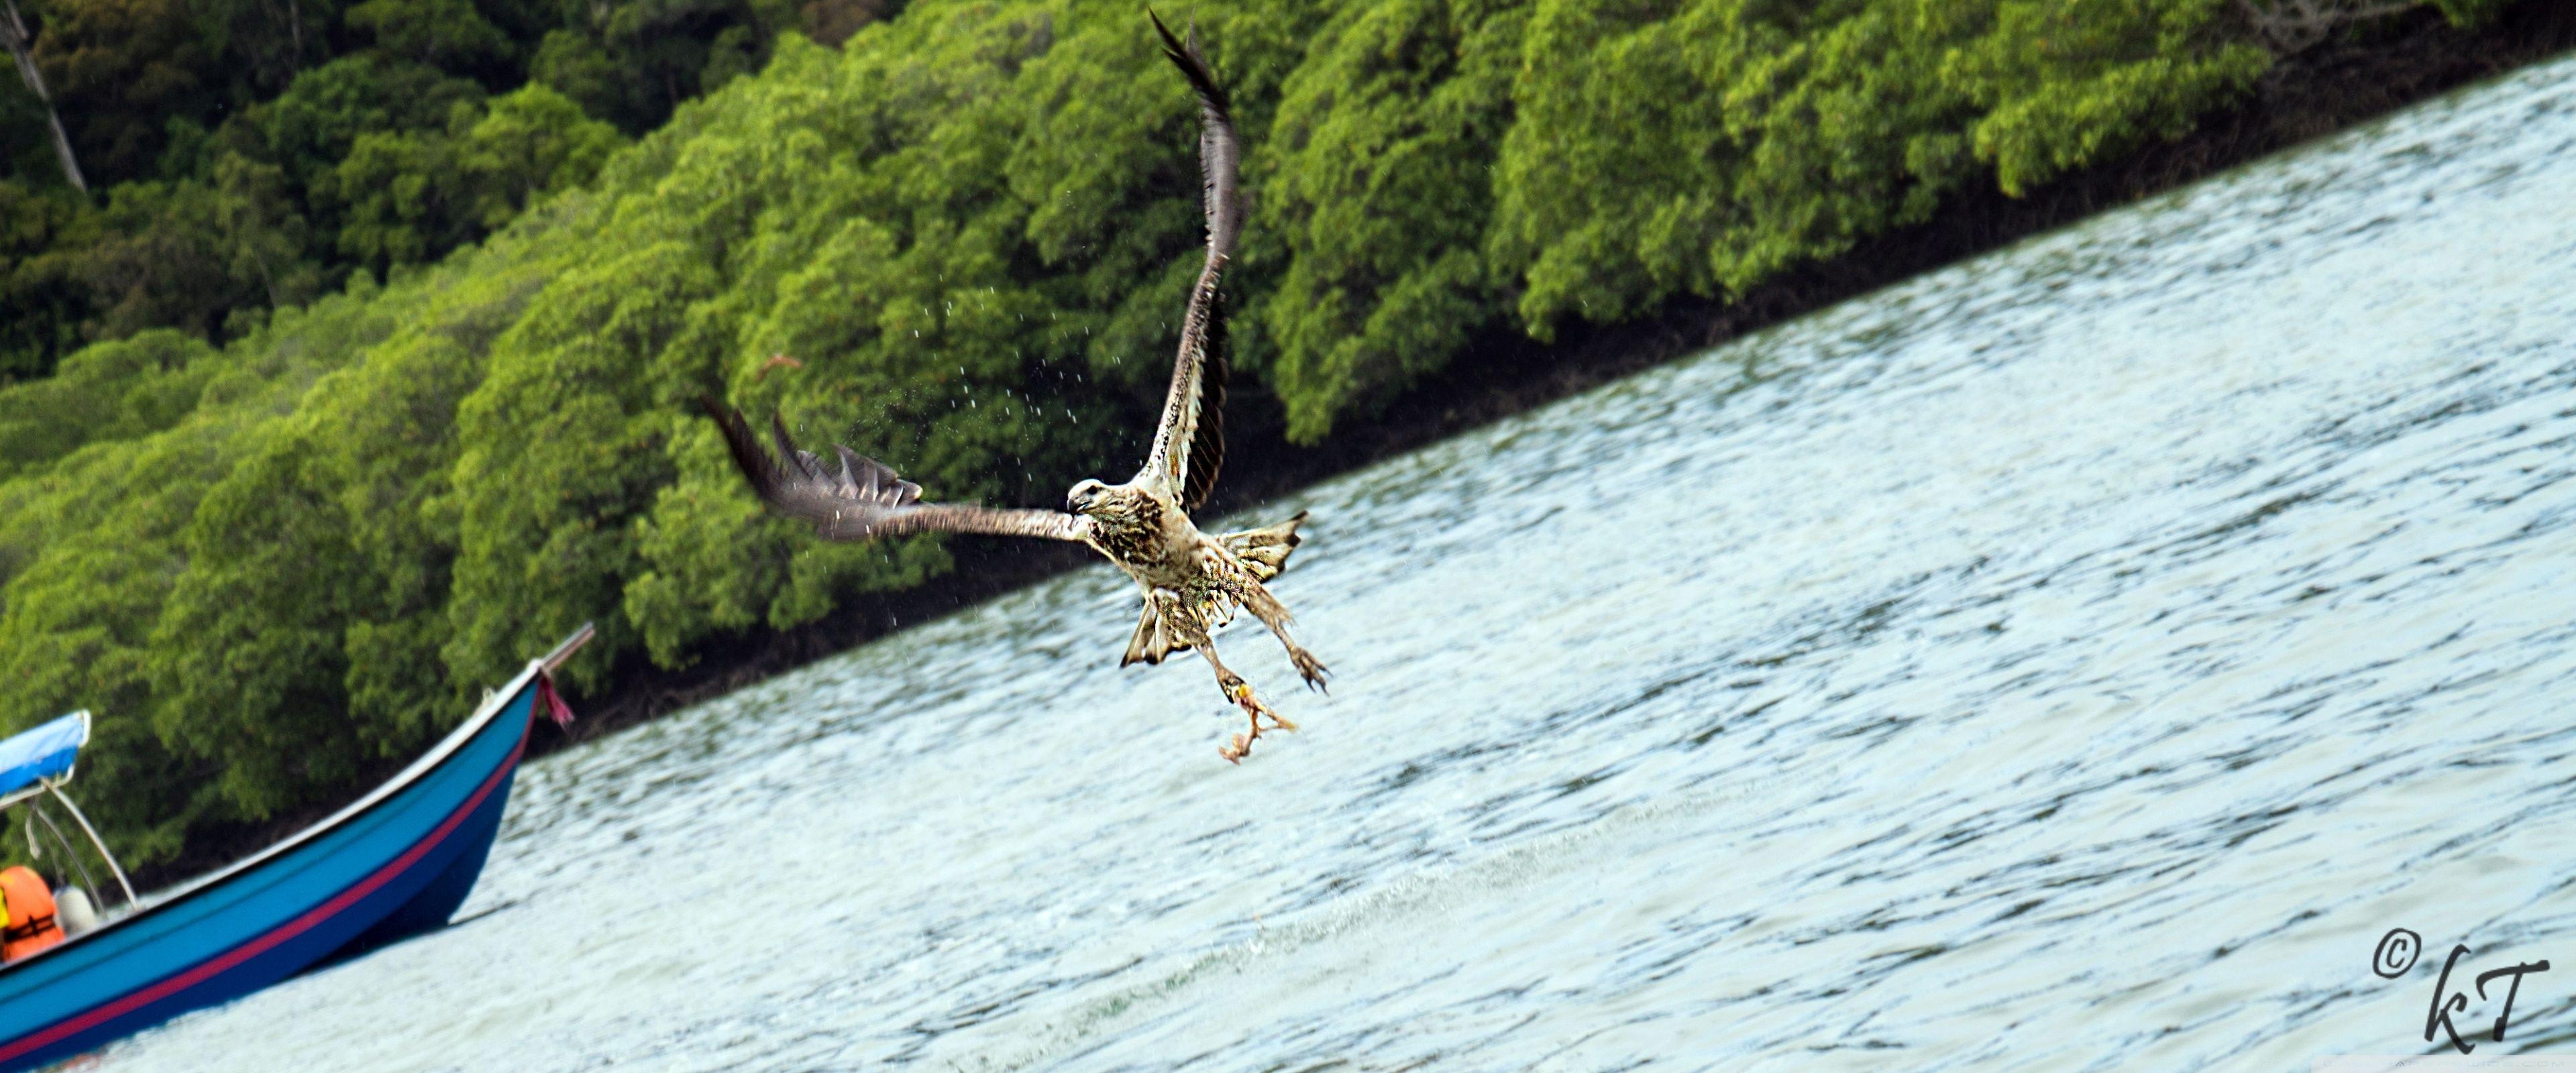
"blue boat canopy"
0,712,87,799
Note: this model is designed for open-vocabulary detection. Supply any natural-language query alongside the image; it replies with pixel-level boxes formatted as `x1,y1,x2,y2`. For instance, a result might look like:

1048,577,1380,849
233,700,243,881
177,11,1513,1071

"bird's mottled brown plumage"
1147,12,1238,515
702,15,1326,763
699,404,1091,543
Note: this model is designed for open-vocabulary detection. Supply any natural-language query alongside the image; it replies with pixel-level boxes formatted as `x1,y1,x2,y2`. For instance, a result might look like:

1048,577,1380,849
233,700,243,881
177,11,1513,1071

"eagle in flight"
702,15,1326,763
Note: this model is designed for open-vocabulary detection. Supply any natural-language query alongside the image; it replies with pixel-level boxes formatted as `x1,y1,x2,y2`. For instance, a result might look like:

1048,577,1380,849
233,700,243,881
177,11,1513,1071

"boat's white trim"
136,658,546,909
539,624,594,673
0,623,592,983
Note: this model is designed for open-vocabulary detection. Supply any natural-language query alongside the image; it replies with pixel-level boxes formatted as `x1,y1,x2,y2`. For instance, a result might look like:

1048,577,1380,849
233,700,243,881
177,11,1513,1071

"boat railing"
30,780,134,911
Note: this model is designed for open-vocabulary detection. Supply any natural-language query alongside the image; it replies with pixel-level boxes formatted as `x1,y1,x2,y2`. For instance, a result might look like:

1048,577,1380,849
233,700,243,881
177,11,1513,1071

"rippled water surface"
101,55,2576,1072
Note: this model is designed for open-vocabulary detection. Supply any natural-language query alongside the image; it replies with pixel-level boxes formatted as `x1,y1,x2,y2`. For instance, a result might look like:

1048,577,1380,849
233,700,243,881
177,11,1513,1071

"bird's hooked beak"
1066,480,1104,514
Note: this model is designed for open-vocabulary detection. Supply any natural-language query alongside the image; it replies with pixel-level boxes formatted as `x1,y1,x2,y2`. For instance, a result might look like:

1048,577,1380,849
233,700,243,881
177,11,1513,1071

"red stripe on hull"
0,724,529,1064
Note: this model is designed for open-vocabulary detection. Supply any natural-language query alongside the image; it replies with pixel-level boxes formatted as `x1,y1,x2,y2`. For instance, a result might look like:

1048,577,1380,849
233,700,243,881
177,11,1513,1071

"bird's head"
1065,478,1110,515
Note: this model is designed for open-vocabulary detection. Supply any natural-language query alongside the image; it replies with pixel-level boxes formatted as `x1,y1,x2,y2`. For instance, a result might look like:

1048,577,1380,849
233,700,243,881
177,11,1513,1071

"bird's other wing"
1138,11,1236,514
701,400,1091,543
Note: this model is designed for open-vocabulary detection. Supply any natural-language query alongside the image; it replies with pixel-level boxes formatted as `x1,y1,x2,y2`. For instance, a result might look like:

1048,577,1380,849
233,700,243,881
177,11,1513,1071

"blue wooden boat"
0,625,592,1072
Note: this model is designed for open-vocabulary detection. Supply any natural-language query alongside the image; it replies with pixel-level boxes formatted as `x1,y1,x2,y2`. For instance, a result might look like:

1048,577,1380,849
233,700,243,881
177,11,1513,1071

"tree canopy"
0,0,2518,870
0,0,865,380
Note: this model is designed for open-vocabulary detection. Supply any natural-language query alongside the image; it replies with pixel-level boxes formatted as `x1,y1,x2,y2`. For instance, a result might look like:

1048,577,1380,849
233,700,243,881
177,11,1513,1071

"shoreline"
130,3,2576,891
559,7,2576,747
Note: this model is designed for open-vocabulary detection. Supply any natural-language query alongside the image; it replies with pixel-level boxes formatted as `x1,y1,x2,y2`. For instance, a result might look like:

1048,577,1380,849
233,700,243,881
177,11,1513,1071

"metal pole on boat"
42,777,137,907
25,801,105,904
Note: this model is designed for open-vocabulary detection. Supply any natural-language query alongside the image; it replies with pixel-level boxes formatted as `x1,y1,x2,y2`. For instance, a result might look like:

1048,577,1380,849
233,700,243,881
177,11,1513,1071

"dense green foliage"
0,0,2513,871
0,0,885,380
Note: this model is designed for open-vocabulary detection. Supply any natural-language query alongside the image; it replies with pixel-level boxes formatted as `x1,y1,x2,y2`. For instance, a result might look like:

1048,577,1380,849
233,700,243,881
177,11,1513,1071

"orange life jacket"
0,866,63,962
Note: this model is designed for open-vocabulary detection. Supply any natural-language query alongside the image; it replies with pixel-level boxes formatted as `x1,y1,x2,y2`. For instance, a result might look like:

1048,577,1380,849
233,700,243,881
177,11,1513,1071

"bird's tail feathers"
1220,509,1306,581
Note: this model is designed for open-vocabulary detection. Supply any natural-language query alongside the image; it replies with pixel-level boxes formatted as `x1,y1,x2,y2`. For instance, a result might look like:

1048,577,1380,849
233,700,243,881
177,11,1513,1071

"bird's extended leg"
1234,575,1328,691
1208,646,1297,763
1173,610,1294,763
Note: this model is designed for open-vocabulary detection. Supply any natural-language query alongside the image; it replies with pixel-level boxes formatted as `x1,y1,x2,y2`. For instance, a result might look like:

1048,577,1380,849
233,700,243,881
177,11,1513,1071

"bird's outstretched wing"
702,400,1090,543
1138,11,1237,514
